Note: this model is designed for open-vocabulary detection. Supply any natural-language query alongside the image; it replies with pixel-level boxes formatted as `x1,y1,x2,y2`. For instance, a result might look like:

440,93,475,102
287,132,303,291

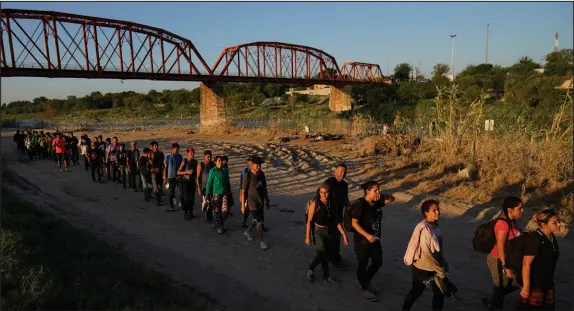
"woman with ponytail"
483,197,524,309
305,182,349,284
351,180,394,300
516,209,561,310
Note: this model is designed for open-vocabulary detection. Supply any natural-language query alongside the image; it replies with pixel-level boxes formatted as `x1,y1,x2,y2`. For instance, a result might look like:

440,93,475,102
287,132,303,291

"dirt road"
2,132,572,311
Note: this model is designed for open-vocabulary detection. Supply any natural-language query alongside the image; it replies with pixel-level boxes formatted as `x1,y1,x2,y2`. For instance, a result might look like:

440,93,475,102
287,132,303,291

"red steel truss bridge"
0,9,385,86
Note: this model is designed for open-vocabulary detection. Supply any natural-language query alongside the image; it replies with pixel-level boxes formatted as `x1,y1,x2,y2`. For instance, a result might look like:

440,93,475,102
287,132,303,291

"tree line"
1,49,572,119
354,48,572,108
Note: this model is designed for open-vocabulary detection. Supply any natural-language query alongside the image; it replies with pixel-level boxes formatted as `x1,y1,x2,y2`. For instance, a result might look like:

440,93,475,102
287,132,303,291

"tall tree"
393,63,412,82
432,63,450,79
544,48,573,76
509,56,541,74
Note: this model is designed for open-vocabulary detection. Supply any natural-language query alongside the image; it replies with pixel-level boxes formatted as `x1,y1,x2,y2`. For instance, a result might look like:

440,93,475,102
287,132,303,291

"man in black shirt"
323,163,351,268
117,143,129,188
150,141,164,206
88,143,103,183
67,132,80,166
139,148,153,202
241,157,269,250
127,141,141,192
14,130,26,155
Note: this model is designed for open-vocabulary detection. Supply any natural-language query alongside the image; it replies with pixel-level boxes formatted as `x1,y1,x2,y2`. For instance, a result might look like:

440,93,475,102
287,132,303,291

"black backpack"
504,230,548,273
343,198,363,233
472,218,511,253
304,188,321,225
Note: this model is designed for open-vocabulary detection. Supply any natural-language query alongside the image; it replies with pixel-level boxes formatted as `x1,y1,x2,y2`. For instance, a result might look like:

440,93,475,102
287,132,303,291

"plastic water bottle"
423,273,437,287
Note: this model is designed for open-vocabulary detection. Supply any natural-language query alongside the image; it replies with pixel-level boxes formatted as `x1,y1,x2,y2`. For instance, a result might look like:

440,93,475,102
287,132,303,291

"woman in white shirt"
402,199,449,311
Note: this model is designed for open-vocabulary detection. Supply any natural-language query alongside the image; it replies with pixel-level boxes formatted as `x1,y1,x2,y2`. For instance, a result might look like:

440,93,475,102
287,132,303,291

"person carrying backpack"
323,163,351,269
402,199,450,311
350,181,395,300
127,141,141,192
305,182,349,284
177,147,198,220
139,148,153,202
206,156,230,235
197,150,215,222
482,197,524,310
240,157,253,228
514,208,561,310
241,156,270,249
240,156,269,230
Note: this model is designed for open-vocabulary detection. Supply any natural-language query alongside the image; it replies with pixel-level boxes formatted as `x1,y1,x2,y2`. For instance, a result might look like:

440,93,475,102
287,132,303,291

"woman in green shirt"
206,156,230,234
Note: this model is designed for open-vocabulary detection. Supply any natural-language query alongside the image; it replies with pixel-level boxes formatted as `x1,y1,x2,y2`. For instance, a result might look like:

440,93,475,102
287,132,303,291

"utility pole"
450,34,457,80
486,22,490,64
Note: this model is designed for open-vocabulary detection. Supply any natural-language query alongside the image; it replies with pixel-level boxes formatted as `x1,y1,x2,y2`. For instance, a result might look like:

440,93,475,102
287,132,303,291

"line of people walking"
303,163,561,310
13,129,562,310
14,130,272,249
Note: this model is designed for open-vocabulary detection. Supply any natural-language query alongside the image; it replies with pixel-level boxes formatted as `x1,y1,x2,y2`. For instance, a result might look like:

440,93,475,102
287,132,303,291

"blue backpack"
240,167,250,184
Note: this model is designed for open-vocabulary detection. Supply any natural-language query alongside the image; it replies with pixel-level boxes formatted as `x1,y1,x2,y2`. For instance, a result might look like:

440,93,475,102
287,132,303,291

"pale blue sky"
1,1,573,104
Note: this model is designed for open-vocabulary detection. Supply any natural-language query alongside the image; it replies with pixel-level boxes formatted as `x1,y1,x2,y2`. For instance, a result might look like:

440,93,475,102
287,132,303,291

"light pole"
450,34,457,80
486,22,490,64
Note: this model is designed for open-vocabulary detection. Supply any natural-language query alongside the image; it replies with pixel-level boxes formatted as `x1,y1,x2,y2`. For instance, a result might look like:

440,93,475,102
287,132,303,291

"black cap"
251,156,263,165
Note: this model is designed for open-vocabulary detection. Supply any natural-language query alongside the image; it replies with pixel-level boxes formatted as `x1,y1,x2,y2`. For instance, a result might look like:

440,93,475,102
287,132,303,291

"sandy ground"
2,128,573,311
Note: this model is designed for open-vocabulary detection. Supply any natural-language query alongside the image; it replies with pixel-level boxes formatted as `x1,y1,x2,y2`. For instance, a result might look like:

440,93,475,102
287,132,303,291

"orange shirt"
490,219,520,258
52,137,66,154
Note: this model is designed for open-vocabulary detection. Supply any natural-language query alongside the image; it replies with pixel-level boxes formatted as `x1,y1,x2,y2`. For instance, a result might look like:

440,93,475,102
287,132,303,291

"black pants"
71,148,79,165
105,162,111,180
17,144,26,155
402,265,445,311
64,153,70,166
167,178,178,208
355,238,383,290
83,155,90,170
487,254,518,308
181,181,196,214
129,168,141,190
243,207,251,224
329,226,343,265
309,226,331,279
152,172,163,204
111,162,120,182
91,165,102,182
27,148,34,161
120,166,129,187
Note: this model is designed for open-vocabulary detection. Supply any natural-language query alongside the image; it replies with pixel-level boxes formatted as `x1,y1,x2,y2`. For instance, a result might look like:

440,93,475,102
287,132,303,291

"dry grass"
196,86,573,223
406,86,573,221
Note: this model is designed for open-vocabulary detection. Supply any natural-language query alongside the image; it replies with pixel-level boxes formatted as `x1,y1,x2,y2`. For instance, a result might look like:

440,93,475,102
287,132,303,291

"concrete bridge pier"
200,82,226,127
329,86,353,112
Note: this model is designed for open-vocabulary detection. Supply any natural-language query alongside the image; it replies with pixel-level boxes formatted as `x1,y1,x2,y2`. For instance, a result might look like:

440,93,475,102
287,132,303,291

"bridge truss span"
211,41,344,84
340,62,385,83
0,8,213,79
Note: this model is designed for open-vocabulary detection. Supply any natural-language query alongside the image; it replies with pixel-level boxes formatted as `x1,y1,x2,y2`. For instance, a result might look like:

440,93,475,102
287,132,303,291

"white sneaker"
244,231,254,241
259,241,268,250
